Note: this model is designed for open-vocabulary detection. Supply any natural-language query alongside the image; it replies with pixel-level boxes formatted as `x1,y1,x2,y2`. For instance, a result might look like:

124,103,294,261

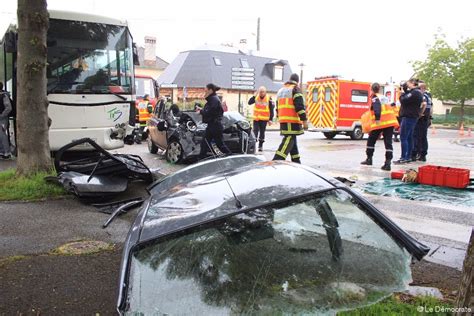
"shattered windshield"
126,189,411,315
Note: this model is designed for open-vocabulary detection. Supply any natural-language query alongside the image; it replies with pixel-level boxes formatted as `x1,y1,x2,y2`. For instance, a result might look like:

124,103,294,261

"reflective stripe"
281,130,304,135
297,110,306,115
275,151,287,158
293,93,304,99
291,154,300,159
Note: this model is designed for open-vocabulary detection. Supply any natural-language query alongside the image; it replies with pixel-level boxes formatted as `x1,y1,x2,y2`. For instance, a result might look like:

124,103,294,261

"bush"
450,106,474,116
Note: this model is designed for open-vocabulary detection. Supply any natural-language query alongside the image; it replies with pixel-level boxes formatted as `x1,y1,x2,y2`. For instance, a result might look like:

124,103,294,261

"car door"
148,100,168,150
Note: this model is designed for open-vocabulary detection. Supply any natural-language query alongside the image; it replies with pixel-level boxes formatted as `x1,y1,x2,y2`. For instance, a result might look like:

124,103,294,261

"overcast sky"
1,0,473,83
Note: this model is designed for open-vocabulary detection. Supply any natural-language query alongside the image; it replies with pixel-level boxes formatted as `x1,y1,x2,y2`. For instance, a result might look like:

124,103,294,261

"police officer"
248,86,275,151
273,74,308,164
360,83,399,171
394,78,423,164
197,83,231,159
411,81,432,162
0,82,12,160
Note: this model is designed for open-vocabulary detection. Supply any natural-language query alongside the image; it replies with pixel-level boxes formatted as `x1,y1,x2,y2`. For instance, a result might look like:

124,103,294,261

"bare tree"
16,0,51,175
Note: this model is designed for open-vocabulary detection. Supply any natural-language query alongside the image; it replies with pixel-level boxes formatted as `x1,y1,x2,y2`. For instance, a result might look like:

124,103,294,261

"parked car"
117,156,429,315
147,101,256,163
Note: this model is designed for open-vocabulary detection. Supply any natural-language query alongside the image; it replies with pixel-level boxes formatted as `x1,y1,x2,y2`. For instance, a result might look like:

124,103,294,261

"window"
273,65,283,81
325,87,331,102
213,57,222,66
240,58,249,68
312,89,319,102
351,90,369,103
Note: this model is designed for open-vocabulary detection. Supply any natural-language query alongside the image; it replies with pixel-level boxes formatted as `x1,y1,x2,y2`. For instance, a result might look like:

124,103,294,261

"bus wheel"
323,132,337,139
148,137,158,154
350,126,364,140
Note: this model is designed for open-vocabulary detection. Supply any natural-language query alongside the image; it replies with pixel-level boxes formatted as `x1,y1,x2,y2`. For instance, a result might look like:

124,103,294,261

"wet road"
115,128,474,269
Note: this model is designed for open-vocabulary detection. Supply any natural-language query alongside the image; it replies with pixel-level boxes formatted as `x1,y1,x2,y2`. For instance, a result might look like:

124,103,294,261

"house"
432,98,474,115
135,36,169,79
158,45,293,114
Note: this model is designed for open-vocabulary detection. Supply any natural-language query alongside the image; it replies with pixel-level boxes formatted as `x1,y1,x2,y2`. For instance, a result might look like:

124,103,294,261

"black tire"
147,137,158,154
141,130,148,141
350,126,364,140
323,132,337,139
166,140,183,164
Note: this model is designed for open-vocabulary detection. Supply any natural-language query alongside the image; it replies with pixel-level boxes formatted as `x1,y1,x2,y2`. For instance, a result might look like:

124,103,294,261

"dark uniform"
199,92,231,158
412,91,432,161
273,80,307,163
397,87,423,162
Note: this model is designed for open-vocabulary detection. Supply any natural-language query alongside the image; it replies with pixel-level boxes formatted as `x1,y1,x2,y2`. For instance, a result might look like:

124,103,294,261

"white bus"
0,10,138,151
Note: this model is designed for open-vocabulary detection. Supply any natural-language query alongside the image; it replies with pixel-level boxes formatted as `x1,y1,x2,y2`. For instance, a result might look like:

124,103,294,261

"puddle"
361,178,474,207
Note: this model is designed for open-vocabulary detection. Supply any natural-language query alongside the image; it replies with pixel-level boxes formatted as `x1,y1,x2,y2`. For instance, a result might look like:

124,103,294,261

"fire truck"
306,76,399,140
134,74,160,140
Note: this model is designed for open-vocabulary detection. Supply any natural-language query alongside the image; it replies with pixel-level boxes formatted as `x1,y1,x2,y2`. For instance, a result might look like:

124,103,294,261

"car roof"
138,159,338,243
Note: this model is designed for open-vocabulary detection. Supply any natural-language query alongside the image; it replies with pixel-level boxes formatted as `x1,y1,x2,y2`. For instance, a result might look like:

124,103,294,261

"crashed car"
117,156,429,315
147,101,256,163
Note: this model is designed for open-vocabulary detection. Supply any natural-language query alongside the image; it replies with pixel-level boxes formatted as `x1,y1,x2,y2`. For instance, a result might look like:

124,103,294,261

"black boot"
381,160,391,171
360,157,372,165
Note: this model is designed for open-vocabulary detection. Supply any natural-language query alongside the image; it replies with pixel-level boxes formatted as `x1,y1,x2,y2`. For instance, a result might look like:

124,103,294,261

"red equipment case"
417,165,470,189
391,170,405,180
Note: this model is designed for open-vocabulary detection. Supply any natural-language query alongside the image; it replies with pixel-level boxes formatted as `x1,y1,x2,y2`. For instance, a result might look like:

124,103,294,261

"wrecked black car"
147,101,256,163
117,156,429,315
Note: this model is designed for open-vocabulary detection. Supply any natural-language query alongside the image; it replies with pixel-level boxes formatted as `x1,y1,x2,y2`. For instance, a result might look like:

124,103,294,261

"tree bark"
456,228,474,314
16,0,51,176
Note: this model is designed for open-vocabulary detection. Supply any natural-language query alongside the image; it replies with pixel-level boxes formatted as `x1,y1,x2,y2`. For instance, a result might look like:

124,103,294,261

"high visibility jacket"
277,83,302,125
136,100,154,125
370,104,399,131
252,95,271,121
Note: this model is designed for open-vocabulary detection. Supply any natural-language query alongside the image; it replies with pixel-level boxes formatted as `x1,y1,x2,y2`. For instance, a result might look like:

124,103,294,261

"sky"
1,0,473,84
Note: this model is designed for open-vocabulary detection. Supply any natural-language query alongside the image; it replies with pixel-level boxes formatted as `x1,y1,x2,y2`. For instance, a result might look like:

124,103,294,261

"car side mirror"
157,120,167,131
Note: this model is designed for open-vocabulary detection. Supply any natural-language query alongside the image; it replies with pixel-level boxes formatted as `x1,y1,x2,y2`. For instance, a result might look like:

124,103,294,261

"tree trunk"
16,0,51,176
456,228,474,314
459,99,465,128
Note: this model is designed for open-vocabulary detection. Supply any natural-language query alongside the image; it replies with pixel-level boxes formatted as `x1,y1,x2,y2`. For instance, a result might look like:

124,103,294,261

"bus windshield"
47,19,133,95
135,77,155,99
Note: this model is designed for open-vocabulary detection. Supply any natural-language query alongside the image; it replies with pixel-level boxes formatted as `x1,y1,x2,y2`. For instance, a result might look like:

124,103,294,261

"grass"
338,294,454,316
0,169,66,201
0,255,27,268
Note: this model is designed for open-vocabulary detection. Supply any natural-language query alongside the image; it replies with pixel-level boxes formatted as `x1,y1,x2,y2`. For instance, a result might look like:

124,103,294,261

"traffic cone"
431,125,436,135
459,123,465,136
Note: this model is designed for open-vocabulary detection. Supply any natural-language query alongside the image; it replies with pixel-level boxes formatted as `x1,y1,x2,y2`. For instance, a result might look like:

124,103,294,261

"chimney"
144,36,156,67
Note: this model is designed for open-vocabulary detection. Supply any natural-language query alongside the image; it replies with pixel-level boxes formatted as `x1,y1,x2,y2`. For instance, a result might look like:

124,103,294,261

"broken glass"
125,189,412,315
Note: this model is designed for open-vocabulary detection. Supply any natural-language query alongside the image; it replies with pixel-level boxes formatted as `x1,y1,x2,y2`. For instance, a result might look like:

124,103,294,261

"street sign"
231,85,255,90
160,83,177,88
231,76,254,81
232,67,255,72
232,80,255,85
231,72,254,77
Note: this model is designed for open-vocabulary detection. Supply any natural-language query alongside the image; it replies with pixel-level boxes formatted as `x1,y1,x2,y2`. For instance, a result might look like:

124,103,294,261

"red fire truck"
306,76,399,140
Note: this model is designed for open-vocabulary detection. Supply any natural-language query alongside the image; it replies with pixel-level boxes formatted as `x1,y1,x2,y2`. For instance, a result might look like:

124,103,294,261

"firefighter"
360,83,399,171
248,86,275,151
273,74,308,164
197,83,231,158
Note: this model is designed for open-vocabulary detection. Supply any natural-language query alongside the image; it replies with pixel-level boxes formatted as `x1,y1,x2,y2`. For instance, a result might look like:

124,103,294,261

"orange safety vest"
253,95,271,121
277,84,302,125
370,104,399,131
136,100,153,125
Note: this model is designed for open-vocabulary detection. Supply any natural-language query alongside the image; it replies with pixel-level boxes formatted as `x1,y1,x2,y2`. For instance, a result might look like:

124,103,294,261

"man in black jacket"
197,83,231,159
0,82,12,160
394,79,423,164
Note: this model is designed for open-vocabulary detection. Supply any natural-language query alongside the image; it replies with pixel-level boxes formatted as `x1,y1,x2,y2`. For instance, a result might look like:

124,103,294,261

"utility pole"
298,63,305,91
256,17,260,51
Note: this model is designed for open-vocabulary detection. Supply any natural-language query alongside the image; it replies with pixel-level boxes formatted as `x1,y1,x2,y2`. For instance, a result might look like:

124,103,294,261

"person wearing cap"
248,86,275,151
196,83,231,159
273,73,308,164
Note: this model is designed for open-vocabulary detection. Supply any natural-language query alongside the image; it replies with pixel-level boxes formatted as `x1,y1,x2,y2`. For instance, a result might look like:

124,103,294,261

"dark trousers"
400,117,418,160
273,135,301,163
412,117,429,158
253,120,268,148
366,127,394,161
199,121,231,158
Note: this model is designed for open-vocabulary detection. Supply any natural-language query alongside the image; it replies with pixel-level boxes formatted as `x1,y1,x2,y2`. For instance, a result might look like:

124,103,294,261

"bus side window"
324,87,331,102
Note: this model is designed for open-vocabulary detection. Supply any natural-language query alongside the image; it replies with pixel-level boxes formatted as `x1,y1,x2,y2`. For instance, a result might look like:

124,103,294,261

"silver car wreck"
117,156,429,315
147,101,256,163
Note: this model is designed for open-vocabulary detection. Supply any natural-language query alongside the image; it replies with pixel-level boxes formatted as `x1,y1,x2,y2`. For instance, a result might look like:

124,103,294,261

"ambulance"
306,76,399,140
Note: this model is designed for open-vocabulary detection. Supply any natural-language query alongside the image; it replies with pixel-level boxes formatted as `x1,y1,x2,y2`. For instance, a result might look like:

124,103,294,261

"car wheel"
141,130,148,141
323,132,337,139
350,126,364,140
166,140,183,164
147,137,158,154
